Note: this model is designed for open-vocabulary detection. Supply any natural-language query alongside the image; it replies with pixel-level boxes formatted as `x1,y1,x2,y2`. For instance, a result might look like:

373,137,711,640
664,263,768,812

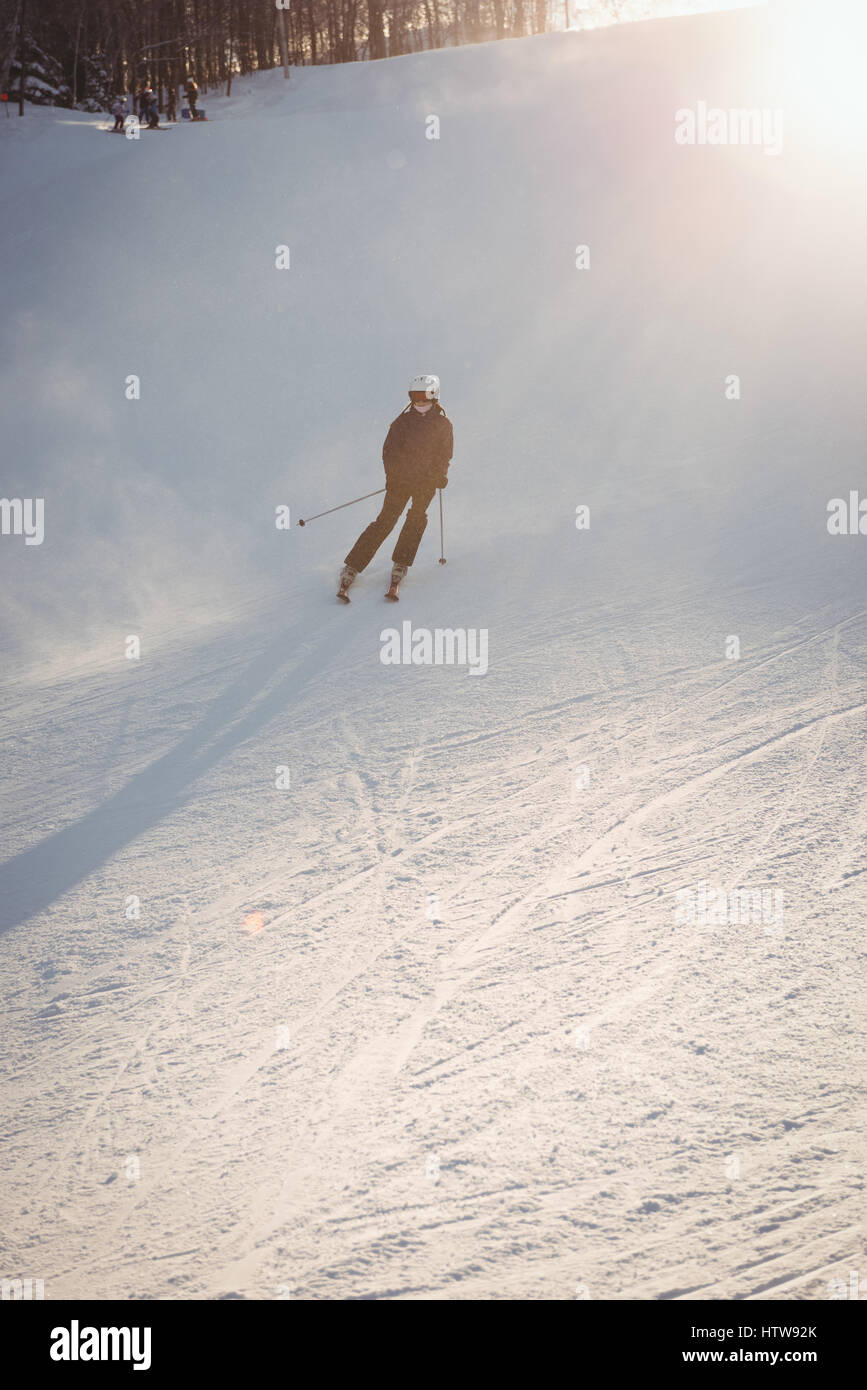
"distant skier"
185,77,199,121
144,88,159,129
111,97,125,133
166,85,177,122
338,375,452,603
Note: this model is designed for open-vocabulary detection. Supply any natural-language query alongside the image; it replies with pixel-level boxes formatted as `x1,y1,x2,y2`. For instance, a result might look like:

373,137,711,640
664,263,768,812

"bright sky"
570,1,867,150
566,0,762,26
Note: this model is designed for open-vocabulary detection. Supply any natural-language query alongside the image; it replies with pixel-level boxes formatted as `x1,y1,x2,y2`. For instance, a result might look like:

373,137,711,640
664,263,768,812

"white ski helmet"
408,373,440,400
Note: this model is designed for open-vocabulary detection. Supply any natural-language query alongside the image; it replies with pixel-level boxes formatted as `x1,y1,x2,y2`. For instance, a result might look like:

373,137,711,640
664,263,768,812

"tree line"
0,0,633,113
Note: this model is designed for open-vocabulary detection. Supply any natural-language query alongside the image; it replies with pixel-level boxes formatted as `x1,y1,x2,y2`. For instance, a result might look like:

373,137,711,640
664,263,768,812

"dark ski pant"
345,480,437,572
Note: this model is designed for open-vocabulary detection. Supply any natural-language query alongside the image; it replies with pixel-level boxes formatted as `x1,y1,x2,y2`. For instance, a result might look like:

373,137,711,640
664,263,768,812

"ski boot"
337,564,357,604
385,563,407,602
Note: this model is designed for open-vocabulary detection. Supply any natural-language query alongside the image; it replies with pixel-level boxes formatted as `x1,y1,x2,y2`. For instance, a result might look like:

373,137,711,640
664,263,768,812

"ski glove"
436,476,448,489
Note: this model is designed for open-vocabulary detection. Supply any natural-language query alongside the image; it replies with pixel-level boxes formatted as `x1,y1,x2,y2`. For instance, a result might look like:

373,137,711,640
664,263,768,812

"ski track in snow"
3,584,865,1300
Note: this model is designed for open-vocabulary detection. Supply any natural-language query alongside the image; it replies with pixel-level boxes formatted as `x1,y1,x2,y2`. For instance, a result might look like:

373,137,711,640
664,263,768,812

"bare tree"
1,0,563,115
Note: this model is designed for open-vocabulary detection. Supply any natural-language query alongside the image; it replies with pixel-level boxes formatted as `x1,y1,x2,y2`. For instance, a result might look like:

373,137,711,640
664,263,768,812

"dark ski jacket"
382,403,453,487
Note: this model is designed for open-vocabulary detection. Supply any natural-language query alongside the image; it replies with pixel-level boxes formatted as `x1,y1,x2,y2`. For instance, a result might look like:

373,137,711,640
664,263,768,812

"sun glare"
774,0,867,147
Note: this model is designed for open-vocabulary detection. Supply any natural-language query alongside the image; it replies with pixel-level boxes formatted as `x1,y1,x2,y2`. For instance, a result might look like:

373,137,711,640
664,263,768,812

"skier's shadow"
0,620,344,936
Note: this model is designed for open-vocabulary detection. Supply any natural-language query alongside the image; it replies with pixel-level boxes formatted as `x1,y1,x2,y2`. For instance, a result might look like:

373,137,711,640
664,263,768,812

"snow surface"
1,4,866,1300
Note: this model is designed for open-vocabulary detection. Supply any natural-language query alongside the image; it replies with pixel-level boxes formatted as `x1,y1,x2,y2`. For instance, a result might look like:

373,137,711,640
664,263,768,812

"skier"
185,77,199,121
166,85,177,122
144,88,159,129
337,374,452,603
111,96,125,132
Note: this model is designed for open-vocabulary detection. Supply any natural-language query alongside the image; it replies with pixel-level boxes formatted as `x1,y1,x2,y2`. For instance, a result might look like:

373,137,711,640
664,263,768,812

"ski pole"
297,488,385,526
439,483,447,558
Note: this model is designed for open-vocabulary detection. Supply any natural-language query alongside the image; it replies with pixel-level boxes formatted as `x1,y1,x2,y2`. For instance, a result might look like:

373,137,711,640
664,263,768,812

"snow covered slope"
1,4,866,1300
